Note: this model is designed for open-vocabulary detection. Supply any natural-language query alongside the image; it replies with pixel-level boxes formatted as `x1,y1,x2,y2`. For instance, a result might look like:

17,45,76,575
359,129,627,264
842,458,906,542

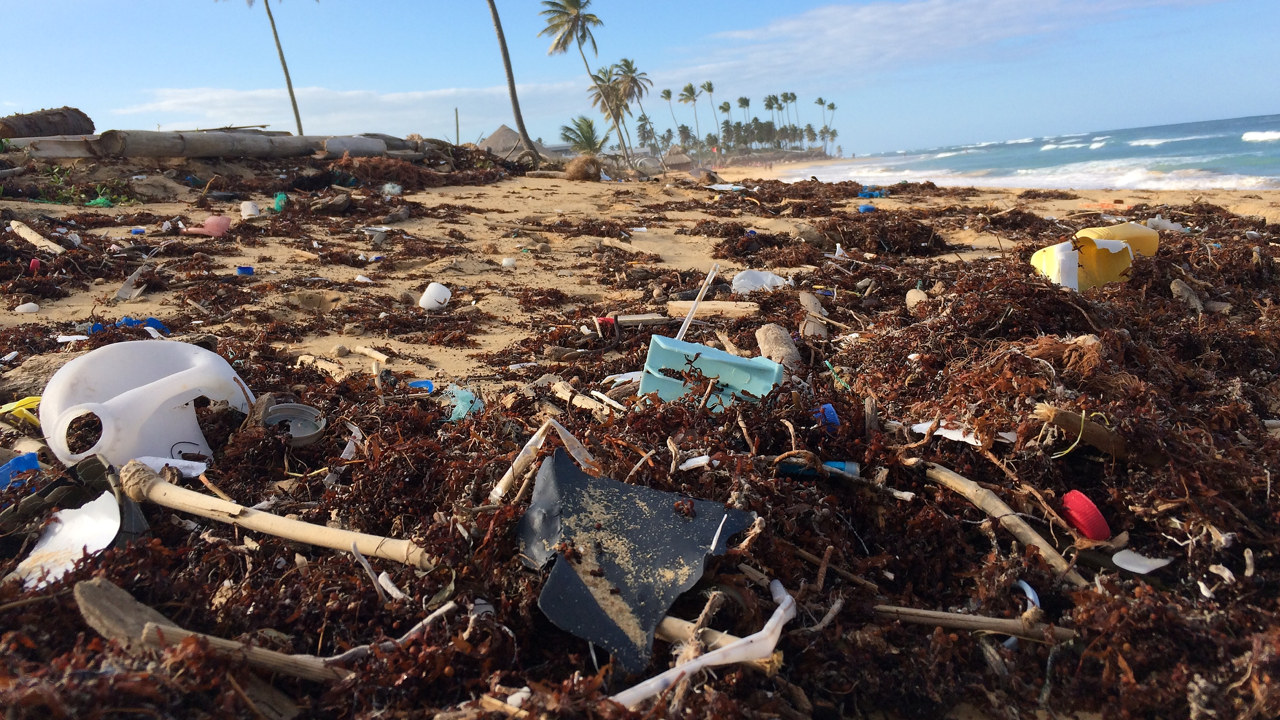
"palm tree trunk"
263,0,303,137
666,98,679,132
486,0,540,168
577,44,630,166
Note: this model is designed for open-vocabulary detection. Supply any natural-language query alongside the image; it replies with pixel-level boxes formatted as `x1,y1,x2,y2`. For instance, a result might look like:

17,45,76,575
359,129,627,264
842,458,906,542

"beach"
1,147,1279,718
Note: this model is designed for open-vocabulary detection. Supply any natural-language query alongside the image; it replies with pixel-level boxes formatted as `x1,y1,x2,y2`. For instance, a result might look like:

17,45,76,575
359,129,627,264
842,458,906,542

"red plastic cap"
1062,490,1111,540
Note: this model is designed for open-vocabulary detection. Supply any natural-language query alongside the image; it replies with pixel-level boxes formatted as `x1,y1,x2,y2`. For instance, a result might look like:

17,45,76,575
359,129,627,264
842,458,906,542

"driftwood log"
0,106,94,138
756,323,802,371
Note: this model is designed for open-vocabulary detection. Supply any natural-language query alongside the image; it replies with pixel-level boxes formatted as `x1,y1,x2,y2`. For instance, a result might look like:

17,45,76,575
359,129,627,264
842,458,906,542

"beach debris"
611,578,796,708
261,403,327,448
39,340,254,467
180,215,231,238
8,220,67,255
1112,549,1174,574
731,269,790,294
637,335,783,410
1030,222,1158,291
517,450,755,673
755,323,802,371
6,491,119,589
419,282,451,311
1061,489,1111,541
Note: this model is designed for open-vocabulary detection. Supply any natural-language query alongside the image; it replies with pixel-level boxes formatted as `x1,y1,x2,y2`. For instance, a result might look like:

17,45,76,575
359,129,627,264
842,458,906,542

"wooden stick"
121,460,436,570
142,623,353,682
353,346,390,364
1033,404,1166,467
873,605,1077,642
550,381,610,416
905,458,1088,587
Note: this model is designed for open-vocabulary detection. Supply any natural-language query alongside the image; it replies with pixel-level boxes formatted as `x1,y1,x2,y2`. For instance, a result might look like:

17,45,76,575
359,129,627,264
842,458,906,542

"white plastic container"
39,340,255,467
240,201,260,219
419,282,451,311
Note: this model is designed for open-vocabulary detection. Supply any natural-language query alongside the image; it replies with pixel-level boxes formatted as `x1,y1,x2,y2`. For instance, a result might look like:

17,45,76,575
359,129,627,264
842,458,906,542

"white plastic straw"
610,579,797,708
674,263,720,342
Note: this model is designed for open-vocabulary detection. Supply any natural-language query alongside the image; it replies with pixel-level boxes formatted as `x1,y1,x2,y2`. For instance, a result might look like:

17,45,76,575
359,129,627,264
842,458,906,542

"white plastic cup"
240,201,260,219
419,282,451,311
501,257,517,268
13,302,38,314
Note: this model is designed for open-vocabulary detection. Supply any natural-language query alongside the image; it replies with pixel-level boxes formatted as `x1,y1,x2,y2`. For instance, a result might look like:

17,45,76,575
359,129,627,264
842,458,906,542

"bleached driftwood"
120,460,436,569
1033,403,1166,467
904,458,1087,587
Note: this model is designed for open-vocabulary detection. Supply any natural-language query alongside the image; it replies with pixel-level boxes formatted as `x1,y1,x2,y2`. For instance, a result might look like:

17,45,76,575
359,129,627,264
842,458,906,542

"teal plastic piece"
638,335,783,411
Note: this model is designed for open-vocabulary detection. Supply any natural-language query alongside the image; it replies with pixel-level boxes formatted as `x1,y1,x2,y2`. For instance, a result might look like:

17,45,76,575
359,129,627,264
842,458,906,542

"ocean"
788,114,1280,191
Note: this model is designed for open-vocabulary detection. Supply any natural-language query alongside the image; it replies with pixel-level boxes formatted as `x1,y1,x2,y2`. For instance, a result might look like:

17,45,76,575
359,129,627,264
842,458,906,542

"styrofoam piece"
731,269,790,294
638,336,783,411
39,340,254,467
8,491,120,589
909,420,1016,446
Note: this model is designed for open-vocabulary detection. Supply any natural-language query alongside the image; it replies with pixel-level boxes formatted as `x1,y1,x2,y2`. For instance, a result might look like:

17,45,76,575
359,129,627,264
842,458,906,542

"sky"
4,0,1278,155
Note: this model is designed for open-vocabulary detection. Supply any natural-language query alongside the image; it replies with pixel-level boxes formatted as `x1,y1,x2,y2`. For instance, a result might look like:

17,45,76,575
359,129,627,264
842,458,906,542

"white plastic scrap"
488,417,601,503
610,579,797,708
134,456,209,478
908,420,1017,446
677,455,718,472
1112,549,1174,574
377,571,409,601
7,492,120,589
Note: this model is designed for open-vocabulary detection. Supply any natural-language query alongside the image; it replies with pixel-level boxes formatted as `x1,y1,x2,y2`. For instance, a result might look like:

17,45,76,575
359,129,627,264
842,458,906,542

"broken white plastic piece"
909,421,1017,446
8,492,120,589
610,579,797,708
134,456,208,478
1112,549,1174,574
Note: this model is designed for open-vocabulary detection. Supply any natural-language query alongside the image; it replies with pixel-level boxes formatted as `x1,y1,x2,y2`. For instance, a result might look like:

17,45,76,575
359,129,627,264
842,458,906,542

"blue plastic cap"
407,380,434,392
812,403,839,430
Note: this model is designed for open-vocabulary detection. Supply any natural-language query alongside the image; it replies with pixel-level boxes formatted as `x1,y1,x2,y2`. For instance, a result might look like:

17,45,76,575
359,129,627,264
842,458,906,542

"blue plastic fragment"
407,380,434,392
857,204,877,213
0,452,41,490
777,459,860,477
638,336,783,412
812,403,839,431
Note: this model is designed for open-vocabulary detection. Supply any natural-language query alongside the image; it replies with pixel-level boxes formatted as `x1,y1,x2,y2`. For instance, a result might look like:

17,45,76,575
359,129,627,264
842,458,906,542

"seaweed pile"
0,172,1278,720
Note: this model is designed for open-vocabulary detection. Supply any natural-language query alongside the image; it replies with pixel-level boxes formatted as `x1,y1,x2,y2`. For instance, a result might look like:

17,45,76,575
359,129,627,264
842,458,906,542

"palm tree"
588,65,633,156
815,96,827,129
827,102,837,127
805,124,817,148
636,113,656,154
828,127,838,155
560,115,609,154
718,101,731,124
737,96,750,124
764,94,779,128
225,0,307,136
700,81,717,143
486,0,540,167
678,83,702,149
539,0,630,166
614,59,652,125
659,88,678,130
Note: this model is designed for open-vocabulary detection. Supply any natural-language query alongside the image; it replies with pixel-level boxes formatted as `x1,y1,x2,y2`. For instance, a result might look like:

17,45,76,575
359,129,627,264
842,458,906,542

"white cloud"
693,0,1222,86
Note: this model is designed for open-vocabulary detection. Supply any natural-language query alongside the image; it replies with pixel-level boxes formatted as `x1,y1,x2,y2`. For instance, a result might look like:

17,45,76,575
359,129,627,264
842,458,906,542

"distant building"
477,125,569,160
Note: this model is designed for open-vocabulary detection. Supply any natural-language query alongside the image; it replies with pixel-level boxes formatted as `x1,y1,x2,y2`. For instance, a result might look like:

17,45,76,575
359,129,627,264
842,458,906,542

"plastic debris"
180,215,231,238
7,491,120,589
1113,549,1174,574
517,450,756,673
611,578,795,707
731,269,790,294
0,452,41,489
419,282,451,311
637,335,783,411
1030,222,1158,292
444,384,483,422
1061,489,1111,540
39,340,255,467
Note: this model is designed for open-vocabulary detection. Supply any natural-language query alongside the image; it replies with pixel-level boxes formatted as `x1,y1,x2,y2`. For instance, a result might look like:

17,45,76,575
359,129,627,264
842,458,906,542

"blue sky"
4,0,1277,154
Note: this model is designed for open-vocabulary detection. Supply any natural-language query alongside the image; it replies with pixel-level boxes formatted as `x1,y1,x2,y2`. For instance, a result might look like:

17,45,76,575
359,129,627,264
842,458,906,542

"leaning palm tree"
815,96,827,129
737,96,750,124
225,0,308,136
486,0,540,167
718,101,732,125
560,115,610,155
678,83,702,149
659,88,679,133
827,102,837,128
539,0,630,166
